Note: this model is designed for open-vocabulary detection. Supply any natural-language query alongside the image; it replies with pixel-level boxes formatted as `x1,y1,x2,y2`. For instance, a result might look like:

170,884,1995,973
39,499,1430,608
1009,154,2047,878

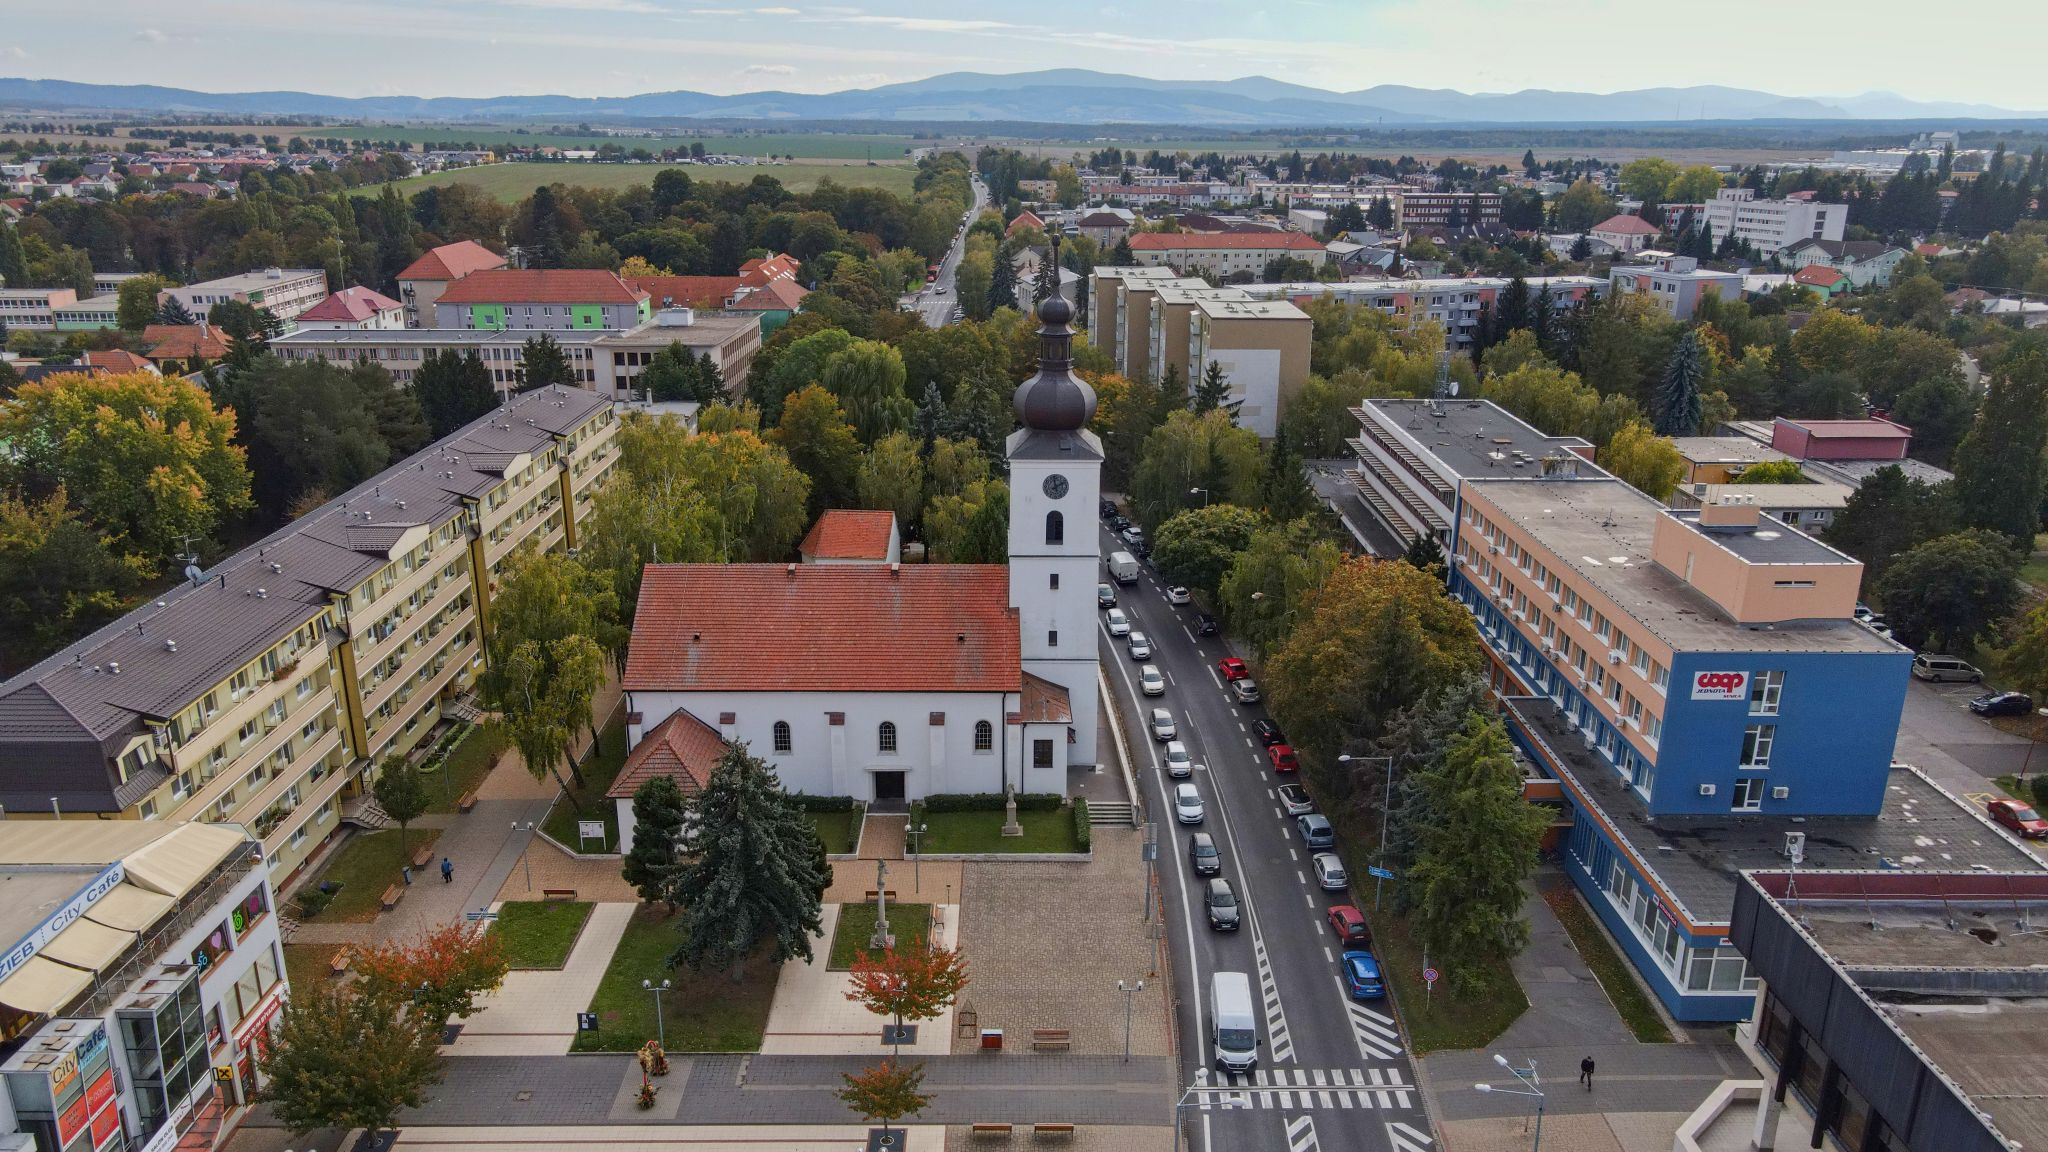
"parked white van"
1211,971,1258,1072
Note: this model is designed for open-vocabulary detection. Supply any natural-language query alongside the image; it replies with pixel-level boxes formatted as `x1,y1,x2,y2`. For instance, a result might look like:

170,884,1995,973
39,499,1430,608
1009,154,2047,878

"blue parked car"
1342,950,1384,1000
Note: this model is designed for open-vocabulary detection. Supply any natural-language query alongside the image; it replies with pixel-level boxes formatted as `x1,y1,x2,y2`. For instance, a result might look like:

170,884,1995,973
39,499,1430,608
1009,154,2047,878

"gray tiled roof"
0,385,611,810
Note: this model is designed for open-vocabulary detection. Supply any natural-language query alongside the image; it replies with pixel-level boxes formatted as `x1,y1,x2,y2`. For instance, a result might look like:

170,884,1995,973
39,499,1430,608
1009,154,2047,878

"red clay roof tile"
625,564,1018,694
798,510,896,561
438,269,648,306
395,240,507,283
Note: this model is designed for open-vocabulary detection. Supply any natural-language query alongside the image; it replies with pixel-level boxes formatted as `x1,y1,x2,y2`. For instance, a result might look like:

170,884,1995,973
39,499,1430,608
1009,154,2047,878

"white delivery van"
1211,971,1258,1072
1109,551,1141,585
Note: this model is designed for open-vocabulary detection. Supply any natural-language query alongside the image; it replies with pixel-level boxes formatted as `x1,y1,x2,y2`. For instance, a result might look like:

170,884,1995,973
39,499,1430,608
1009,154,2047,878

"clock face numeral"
1042,474,1069,499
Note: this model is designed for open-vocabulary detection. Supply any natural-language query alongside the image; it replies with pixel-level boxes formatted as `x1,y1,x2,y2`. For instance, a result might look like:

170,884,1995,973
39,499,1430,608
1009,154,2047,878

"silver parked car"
1164,740,1194,778
1312,852,1349,891
1149,708,1177,742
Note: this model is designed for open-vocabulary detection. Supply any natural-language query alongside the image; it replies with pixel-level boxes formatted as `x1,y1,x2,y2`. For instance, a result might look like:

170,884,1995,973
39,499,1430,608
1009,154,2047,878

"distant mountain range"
0,71,2040,126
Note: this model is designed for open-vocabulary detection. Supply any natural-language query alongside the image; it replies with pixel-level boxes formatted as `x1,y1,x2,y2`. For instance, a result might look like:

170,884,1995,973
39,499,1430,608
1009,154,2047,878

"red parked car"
1326,904,1371,945
1268,744,1300,773
1218,657,1249,681
1987,798,2048,839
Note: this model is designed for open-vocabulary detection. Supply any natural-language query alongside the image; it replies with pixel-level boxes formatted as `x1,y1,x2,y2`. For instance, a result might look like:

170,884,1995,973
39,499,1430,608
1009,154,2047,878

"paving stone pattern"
949,826,1171,1059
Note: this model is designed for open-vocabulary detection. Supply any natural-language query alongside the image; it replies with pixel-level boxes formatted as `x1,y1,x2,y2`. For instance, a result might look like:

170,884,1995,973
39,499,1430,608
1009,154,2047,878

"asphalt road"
1096,520,1437,1152
904,176,988,328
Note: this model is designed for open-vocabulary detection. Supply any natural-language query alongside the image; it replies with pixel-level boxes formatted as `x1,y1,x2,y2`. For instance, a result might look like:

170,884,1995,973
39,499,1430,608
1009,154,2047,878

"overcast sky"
5,0,2046,109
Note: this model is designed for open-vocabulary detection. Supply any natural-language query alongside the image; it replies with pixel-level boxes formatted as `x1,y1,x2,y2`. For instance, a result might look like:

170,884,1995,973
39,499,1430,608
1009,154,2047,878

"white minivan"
1211,971,1258,1072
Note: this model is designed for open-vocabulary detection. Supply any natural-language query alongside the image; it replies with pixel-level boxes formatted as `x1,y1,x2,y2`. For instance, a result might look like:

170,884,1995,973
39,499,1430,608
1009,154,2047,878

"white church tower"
1006,243,1102,769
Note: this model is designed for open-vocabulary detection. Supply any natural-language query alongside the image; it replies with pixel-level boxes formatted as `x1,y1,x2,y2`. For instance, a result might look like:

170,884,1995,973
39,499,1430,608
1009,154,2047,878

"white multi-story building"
1698,189,1845,255
160,268,330,326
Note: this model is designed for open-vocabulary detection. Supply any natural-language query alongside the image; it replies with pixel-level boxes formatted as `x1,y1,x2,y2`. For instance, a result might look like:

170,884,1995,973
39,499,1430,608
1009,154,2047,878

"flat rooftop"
1509,696,2046,926
1668,436,1791,466
178,268,323,293
1744,872,2048,1152
273,311,758,350
1686,482,1851,511
1154,285,1249,306
1362,398,1590,484
1472,477,1894,654
1195,297,1308,321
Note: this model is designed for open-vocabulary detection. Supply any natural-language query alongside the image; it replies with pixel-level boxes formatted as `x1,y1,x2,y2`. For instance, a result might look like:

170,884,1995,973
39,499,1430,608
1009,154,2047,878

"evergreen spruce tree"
1403,532,1445,572
622,776,689,910
1530,283,1556,352
671,744,829,977
0,224,26,289
1156,362,1188,417
955,494,1009,563
412,349,498,438
985,254,1018,314
1568,233,1592,261
1655,329,1707,437
1031,252,1058,309
1258,436,1313,521
1072,267,1091,327
154,296,194,326
1496,276,1531,336
1109,236,1135,266
912,381,947,448
1367,195,1395,231
697,353,725,401
1953,346,2048,544
1695,222,1715,261
1193,360,1232,415
517,333,575,392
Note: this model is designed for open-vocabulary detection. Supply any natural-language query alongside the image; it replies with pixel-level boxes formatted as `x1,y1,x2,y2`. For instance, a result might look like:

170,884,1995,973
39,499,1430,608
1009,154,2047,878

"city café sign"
1691,671,1750,701
0,862,126,982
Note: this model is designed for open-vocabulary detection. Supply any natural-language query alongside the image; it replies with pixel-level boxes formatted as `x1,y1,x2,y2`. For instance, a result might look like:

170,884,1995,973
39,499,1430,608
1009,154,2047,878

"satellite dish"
1447,381,1460,397
184,564,204,586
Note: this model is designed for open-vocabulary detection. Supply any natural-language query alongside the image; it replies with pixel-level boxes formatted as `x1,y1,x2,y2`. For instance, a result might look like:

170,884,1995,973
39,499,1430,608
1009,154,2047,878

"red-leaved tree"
845,936,968,1056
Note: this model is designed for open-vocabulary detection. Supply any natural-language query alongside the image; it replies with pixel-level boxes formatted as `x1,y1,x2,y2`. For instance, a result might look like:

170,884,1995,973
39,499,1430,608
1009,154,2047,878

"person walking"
1580,1056,1595,1091
440,856,454,884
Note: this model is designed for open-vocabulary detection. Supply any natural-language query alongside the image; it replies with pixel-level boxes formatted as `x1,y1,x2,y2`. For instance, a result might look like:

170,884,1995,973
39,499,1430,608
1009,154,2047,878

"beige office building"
0,387,619,884
1187,298,1312,438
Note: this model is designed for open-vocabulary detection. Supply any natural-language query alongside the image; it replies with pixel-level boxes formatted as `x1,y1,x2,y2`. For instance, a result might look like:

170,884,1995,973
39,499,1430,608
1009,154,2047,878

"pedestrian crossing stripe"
1346,999,1404,1060
1285,1114,1319,1152
1191,1067,1417,1111
1253,935,1295,1064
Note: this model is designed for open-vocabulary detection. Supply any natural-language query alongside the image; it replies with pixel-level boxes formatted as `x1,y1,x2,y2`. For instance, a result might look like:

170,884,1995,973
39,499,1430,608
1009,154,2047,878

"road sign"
577,1012,599,1032
1367,866,1394,880
1422,967,1440,986
1142,840,1158,862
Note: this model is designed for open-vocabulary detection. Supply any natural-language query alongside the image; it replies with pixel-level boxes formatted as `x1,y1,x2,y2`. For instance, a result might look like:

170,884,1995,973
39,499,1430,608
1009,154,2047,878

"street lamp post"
511,821,535,891
907,822,928,892
1475,1054,1545,1152
1117,979,1145,1061
1189,486,1211,509
641,979,671,1047
1338,753,1397,911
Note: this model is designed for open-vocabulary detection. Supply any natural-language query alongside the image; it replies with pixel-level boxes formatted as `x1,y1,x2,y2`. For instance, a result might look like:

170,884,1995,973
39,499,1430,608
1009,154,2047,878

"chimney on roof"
107,662,119,674
786,563,797,578
890,562,900,577
691,631,700,642
164,640,177,653
956,633,966,643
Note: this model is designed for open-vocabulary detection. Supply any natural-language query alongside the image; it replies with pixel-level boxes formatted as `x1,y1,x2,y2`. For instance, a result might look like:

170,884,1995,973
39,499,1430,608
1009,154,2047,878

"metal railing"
74,842,265,1019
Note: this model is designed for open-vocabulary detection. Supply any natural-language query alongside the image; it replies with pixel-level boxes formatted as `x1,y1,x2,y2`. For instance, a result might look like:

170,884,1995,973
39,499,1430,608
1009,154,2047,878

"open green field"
161,125,923,159
370,161,918,203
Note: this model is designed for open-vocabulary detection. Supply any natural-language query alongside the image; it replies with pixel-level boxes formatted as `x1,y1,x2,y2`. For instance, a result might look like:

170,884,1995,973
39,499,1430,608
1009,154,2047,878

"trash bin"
980,1028,1003,1051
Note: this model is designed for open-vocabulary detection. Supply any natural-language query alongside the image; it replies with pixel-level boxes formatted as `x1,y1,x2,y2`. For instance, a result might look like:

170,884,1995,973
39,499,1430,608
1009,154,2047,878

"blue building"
1349,398,2040,1022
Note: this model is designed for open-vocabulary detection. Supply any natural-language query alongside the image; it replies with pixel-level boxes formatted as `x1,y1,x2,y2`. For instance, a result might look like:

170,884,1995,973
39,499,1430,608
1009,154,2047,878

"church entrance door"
872,770,907,807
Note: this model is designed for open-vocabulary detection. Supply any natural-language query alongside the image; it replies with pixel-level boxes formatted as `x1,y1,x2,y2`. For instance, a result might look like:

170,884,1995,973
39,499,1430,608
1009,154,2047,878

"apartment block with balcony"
1698,188,1846,256
1242,276,1607,351
0,386,619,887
1344,397,1592,551
1450,468,1946,1020
1088,266,1200,381
1187,297,1311,438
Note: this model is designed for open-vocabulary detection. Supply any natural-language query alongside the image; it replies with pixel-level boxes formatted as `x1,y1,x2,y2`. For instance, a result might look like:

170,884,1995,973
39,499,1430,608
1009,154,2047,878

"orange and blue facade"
1444,466,1911,1021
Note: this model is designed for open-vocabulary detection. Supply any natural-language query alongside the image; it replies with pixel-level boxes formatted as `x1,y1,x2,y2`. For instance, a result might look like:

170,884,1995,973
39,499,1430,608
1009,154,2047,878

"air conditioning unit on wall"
1772,786,1790,799
1699,783,1718,797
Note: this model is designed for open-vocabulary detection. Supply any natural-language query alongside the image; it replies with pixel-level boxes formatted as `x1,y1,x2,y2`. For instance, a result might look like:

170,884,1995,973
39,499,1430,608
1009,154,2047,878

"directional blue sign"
1368,866,1395,880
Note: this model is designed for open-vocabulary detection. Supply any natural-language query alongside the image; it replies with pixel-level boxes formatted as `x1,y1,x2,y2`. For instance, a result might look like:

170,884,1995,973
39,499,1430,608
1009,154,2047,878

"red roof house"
437,269,647,306
607,709,726,803
297,286,403,326
83,349,158,374
395,240,507,284
141,324,229,364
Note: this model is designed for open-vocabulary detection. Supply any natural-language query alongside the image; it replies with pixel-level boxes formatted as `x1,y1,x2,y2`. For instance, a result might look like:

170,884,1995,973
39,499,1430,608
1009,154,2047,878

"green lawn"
829,902,933,969
1365,906,1527,1053
425,722,510,814
910,807,1083,854
569,904,778,1053
1540,882,1673,1043
496,901,594,970
301,828,441,922
370,161,917,204
808,809,862,856
540,711,629,854
283,942,342,991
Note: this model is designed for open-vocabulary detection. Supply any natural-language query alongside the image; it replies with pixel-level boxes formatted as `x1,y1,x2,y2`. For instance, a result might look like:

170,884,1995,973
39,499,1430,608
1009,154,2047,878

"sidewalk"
760,902,960,1056
444,902,634,1055
1418,870,1745,1151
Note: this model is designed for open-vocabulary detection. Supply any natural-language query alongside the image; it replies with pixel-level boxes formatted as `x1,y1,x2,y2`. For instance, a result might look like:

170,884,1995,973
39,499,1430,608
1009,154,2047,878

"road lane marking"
1285,1115,1319,1152
1289,848,1298,861
1323,945,1332,963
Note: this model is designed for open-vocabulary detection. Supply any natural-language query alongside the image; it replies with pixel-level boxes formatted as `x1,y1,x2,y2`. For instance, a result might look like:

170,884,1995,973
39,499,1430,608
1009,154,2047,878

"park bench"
329,945,355,976
411,843,435,869
1030,1028,1071,1053
380,883,404,911
968,1123,1013,1139
542,888,578,901
862,890,898,902
1032,1123,1076,1141
457,789,479,814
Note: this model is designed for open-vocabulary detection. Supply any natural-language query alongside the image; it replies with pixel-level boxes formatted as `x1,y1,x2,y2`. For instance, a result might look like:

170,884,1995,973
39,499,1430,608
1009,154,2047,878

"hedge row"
918,792,1065,813
1072,799,1092,851
789,794,863,812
